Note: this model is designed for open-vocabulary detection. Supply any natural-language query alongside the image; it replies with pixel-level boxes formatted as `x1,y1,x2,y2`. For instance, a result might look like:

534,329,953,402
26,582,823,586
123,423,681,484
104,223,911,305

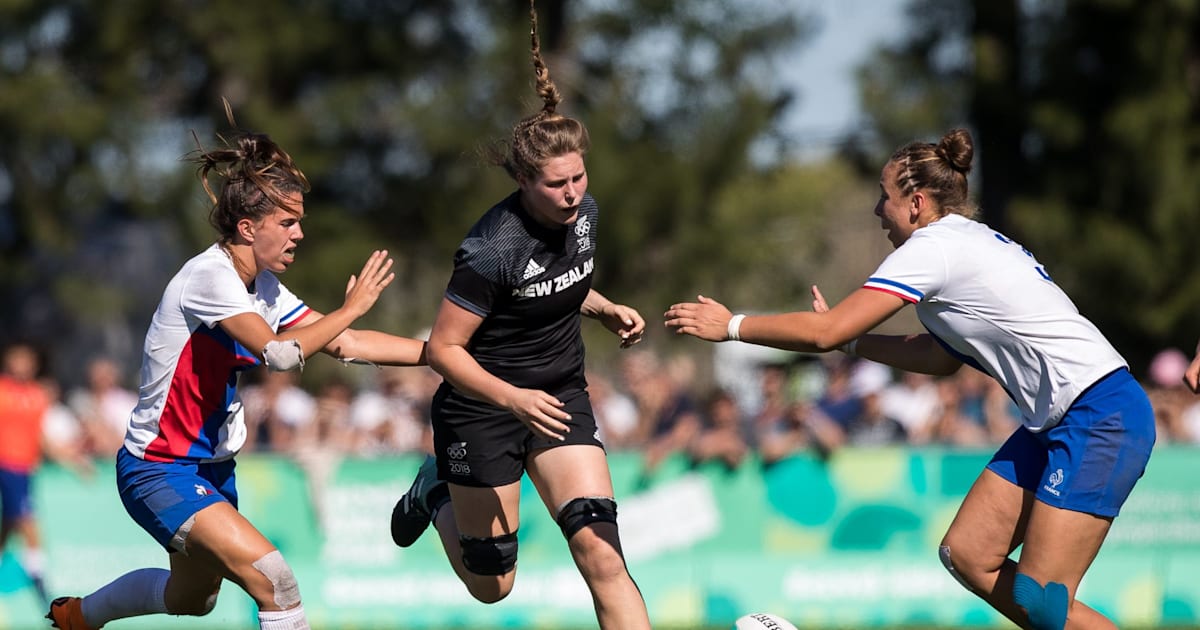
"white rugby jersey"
863,214,1126,431
124,244,311,462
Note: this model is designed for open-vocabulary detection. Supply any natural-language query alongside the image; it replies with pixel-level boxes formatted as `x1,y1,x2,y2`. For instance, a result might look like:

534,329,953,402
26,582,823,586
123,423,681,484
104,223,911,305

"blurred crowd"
4,342,1200,478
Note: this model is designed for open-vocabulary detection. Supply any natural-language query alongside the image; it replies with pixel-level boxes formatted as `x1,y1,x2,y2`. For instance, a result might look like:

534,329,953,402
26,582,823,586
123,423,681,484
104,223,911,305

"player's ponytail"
189,100,310,243
485,0,589,182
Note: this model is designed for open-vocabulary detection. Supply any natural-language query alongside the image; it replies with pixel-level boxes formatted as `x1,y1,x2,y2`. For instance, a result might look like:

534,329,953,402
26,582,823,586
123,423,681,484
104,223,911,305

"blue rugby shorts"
986,368,1155,517
116,447,238,550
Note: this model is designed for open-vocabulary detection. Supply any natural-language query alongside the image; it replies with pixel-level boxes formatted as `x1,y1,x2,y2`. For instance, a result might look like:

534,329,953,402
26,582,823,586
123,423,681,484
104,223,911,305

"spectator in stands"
749,363,792,437
928,377,991,447
1145,347,1199,444
0,342,53,606
950,368,1020,444
688,388,751,470
349,366,431,455
629,353,703,476
587,371,640,450
758,401,845,464
811,355,862,430
240,369,316,453
68,356,138,459
844,365,907,447
39,377,94,477
879,371,941,444
292,377,357,454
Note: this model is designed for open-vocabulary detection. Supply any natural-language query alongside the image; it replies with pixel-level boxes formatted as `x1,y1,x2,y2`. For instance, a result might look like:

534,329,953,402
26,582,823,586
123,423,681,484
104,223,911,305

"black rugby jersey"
441,191,598,396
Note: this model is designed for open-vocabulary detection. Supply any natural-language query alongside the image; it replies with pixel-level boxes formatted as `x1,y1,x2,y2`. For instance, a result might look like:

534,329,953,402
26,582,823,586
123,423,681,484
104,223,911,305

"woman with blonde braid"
48,112,427,630
388,3,650,628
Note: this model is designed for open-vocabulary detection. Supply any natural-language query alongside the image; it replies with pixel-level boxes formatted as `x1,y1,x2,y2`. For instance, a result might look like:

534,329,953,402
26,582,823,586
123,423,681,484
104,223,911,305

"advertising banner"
1,447,1196,629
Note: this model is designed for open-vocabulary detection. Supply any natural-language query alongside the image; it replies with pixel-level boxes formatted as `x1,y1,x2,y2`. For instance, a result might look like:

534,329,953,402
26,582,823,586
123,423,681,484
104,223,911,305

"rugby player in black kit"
388,2,651,628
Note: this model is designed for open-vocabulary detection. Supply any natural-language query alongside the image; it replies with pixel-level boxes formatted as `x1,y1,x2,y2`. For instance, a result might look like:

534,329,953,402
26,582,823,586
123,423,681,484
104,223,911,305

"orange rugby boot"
46,596,102,629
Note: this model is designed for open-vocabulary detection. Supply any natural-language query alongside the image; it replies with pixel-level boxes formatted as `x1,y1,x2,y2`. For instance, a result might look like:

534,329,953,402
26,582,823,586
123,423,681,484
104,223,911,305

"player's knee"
461,532,518,577
463,575,514,604
1013,573,1068,630
251,550,301,610
459,532,518,603
556,497,618,540
574,540,629,585
937,544,976,592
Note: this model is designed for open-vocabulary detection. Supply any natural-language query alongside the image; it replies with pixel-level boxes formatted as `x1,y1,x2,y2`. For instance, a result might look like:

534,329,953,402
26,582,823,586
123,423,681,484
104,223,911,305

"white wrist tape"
726,314,747,342
840,338,859,356
263,339,305,372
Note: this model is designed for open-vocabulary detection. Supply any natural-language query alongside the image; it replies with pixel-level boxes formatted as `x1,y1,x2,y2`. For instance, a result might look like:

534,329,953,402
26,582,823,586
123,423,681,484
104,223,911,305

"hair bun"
938,128,974,174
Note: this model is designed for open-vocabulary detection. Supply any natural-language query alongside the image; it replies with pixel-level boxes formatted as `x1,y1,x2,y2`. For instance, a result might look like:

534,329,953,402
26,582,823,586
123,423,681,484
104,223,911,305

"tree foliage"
852,0,1200,373
0,0,816,383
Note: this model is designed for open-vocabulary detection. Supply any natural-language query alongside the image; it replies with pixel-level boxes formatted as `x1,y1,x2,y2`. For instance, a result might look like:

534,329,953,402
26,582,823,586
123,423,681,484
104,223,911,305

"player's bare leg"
433,481,522,604
940,469,1115,629
527,444,651,630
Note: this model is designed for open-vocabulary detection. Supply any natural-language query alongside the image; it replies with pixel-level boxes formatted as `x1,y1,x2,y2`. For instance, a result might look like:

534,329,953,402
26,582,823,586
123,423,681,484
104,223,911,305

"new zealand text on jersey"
512,259,594,298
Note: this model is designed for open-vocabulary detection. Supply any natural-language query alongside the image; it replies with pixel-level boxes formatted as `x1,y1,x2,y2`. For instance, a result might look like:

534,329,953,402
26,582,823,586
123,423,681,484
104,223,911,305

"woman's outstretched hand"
664,295,733,342
342,250,395,317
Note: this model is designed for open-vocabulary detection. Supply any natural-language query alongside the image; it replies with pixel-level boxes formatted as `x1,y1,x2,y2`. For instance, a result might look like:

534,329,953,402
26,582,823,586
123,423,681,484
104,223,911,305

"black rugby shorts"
431,387,604,487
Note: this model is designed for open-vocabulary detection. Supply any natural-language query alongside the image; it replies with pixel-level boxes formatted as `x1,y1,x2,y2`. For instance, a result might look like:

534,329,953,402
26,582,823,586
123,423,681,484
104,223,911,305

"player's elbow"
321,330,355,359
263,339,305,372
811,331,844,353
426,342,455,375
926,355,963,377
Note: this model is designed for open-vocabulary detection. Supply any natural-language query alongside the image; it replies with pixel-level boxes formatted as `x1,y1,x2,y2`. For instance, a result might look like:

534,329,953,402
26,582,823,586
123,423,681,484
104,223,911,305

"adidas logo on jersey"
522,258,546,280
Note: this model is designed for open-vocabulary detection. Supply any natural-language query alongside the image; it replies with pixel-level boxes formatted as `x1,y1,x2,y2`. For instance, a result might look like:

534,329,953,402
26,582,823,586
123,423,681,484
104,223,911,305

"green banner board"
1,447,1196,629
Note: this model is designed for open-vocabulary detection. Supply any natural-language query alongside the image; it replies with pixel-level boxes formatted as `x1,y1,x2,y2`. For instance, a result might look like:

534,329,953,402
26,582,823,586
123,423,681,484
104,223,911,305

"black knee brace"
460,532,519,576
556,497,618,539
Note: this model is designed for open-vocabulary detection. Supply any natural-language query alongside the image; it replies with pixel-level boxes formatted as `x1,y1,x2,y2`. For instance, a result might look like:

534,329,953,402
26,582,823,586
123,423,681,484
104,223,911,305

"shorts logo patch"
194,484,211,496
447,442,471,476
1043,468,1064,497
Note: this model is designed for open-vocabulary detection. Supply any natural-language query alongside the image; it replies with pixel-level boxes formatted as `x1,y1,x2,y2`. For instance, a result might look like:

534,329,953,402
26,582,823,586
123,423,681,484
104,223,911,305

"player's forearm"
736,311,827,353
279,308,361,359
427,343,519,408
580,289,613,319
854,333,962,376
325,329,427,366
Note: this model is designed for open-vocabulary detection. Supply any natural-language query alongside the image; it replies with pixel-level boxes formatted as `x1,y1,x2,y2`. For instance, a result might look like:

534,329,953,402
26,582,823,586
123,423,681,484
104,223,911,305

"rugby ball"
732,612,799,630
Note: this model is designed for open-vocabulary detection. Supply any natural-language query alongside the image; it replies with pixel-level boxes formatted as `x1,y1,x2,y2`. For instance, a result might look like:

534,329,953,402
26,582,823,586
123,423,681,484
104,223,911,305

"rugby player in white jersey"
666,128,1155,630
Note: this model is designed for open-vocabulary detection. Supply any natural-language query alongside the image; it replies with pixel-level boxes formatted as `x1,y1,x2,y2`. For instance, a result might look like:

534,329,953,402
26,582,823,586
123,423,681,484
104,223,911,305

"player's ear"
236,217,256,242
910,191,926,219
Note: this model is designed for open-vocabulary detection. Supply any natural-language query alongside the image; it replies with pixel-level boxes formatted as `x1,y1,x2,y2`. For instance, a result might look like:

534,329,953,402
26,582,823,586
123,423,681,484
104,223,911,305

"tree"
850,0,1200,373
0,0,816,384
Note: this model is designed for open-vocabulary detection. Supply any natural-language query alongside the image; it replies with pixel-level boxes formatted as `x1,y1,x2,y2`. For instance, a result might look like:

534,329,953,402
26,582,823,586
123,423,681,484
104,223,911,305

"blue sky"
780,0,907,155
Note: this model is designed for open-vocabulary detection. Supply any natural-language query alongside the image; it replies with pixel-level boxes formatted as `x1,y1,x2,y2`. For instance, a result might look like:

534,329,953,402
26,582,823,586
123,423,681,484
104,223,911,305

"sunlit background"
2,1,1199,628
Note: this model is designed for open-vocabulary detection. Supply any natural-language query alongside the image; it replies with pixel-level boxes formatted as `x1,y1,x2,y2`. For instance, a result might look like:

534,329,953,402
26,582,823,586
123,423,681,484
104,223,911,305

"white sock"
21,548,45,578
81,568,169,627
258,604,310,630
